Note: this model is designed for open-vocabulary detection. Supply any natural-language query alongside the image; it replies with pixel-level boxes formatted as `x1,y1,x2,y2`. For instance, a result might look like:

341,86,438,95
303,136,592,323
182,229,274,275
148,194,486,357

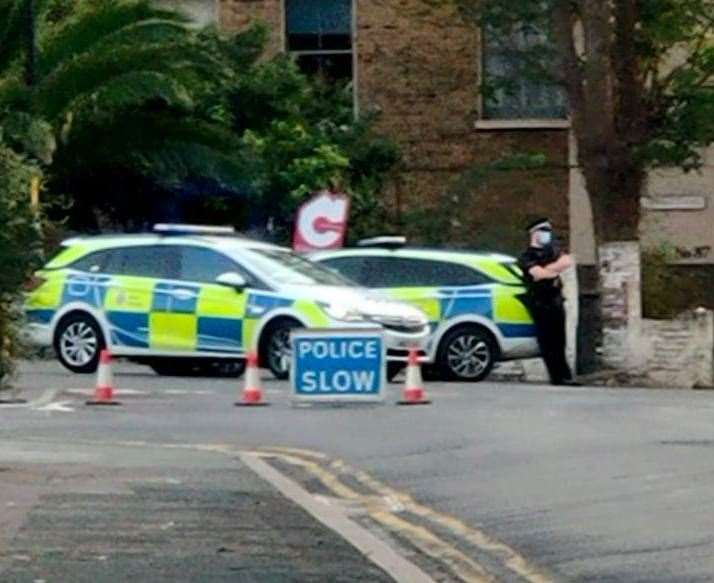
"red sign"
293,191,350,252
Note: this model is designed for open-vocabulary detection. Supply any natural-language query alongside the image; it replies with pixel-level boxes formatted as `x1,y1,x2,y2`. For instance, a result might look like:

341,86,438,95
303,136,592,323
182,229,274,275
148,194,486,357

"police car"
24,226,429,379
313,237,539,382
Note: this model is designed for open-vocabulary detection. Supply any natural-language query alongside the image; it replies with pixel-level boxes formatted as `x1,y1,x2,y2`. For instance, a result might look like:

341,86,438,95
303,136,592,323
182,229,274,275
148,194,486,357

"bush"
642,246,714,319
0,144,43,389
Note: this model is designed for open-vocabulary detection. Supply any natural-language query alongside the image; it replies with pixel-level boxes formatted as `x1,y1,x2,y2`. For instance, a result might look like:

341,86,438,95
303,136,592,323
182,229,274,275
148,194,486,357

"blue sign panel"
291,329,385,402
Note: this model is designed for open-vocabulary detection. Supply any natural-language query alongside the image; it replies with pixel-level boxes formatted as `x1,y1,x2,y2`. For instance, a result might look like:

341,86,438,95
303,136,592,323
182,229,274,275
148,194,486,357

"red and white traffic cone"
397,349,431,405
86,350,121,406
235,351,269,407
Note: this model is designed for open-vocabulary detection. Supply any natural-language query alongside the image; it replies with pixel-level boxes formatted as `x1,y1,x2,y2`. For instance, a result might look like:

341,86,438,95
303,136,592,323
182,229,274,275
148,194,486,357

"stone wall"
643,311,714,388
598,242,713,388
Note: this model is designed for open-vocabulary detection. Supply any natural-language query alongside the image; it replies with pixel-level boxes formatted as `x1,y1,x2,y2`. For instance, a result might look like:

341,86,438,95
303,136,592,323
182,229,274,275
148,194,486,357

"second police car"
313,237,540,382
24,226,429,379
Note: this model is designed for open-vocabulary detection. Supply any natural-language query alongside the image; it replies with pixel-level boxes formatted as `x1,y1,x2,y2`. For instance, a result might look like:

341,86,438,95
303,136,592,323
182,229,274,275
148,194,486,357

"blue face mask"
536,230,553,246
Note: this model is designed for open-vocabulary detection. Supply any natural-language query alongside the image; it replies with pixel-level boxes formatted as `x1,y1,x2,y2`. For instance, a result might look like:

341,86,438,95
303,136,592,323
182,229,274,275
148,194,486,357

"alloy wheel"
60,321,99,367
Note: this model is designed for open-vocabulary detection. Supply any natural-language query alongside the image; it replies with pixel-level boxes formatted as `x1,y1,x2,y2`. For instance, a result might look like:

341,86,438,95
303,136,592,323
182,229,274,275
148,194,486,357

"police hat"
526,218,552,233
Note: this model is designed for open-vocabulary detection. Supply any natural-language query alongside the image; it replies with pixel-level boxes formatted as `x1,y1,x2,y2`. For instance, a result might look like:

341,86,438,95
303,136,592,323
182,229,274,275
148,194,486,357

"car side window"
103,246,179,279
71,250,112,273
178,246,264,288
363,257,491,288
319,257,367,284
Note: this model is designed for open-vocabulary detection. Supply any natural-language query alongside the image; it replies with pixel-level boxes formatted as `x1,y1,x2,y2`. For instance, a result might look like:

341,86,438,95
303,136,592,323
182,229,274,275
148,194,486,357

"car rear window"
360,257,492,288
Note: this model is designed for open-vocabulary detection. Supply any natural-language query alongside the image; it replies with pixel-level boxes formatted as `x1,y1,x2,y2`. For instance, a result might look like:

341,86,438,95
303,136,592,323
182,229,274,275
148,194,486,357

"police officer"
519,218,579,386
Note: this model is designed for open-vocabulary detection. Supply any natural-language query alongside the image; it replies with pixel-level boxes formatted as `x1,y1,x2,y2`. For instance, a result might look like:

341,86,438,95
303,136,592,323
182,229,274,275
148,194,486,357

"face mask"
536,230,553,246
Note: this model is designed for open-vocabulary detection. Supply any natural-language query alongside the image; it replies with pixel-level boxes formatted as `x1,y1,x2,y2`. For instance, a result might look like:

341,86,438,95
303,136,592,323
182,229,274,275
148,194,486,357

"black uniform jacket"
518,245,564,308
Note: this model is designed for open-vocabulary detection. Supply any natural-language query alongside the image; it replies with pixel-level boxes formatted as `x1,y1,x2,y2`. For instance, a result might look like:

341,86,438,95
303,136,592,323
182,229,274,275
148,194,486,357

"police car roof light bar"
357,236,407,249
153,224,236,236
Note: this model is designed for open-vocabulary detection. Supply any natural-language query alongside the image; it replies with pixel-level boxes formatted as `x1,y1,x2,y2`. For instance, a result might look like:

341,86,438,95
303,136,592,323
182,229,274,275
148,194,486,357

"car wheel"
54,313,105,374
437,326,497,382
262,319,301,380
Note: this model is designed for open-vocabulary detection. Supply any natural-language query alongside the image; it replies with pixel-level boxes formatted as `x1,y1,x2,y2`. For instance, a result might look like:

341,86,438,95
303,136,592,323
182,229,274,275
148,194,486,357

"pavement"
0,443,394,583
4,359,714,582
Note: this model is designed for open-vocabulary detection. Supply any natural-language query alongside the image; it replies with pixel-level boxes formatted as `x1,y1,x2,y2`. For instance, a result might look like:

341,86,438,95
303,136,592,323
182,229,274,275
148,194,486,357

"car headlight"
319,302,364,322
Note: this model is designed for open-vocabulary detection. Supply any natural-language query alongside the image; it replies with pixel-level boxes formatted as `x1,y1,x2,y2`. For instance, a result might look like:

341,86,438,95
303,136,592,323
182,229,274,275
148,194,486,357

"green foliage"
224,54,399,241
458,0,714,170
0,0,245,228
0,142,42,388
400,152,548,251
642,246,714,318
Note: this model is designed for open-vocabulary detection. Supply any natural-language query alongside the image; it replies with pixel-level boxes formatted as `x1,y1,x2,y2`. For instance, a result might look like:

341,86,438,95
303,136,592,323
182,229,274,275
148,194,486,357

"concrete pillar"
598,242,644,371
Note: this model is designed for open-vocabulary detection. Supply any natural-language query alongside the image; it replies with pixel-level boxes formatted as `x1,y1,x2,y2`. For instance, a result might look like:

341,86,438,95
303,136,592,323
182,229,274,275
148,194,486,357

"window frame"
475,26,570,131
282,0,359,115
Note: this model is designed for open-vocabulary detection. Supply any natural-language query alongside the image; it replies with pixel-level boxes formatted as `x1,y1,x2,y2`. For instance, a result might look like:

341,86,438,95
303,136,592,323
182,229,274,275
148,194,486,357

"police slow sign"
291,329,385,403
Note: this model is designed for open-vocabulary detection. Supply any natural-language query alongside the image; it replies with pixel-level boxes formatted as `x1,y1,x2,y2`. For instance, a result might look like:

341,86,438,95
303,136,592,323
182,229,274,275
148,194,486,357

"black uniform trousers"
529,299,573,385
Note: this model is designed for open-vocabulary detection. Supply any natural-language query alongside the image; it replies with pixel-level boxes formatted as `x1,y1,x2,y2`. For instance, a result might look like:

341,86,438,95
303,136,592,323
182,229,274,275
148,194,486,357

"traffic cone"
86,350,121,406
397,349,431,405
235,351,269,407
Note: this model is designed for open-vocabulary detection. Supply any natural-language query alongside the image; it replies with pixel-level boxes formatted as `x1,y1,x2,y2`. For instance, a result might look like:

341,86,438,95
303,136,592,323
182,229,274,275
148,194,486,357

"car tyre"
261,319,301,380
54,312,105,374
436,325,497,382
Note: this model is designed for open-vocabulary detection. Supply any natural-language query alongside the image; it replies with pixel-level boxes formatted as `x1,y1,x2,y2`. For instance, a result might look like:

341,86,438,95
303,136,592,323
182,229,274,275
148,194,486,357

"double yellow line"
255,447,555,583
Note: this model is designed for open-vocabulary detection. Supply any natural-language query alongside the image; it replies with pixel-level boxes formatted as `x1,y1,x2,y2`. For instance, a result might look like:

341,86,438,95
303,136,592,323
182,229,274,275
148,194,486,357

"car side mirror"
215,272,247,291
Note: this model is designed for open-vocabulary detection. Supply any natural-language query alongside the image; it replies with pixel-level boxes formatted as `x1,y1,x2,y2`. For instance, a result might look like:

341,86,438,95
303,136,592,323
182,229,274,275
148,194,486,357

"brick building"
162,0,567,255
166,1,714,284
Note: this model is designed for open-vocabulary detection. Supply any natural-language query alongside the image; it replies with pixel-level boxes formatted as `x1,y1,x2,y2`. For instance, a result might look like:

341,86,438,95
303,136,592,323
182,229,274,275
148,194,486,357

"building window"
285,0,353,85
481,25,567,120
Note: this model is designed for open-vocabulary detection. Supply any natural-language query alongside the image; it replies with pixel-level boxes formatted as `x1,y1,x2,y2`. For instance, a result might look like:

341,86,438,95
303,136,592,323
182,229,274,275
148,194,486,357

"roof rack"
356,235,407,250
153,224,236,236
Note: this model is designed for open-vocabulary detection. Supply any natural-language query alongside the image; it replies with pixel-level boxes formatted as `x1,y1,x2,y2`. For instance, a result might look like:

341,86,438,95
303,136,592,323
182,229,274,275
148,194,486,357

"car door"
178,245,254,355
101,245,180,350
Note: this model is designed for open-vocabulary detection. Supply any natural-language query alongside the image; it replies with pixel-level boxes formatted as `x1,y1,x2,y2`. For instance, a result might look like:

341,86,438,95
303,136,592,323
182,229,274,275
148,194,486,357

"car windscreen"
240,248,357,286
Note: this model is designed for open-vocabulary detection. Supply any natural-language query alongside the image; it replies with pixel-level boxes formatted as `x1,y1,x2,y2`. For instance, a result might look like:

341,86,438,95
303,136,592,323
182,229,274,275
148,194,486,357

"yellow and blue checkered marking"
25,269,310,355
389,285,534,340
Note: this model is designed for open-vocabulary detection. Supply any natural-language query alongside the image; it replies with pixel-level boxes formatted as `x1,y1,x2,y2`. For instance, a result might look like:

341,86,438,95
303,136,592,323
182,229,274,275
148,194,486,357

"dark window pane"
286,0,351,33
320,257,366,283
106,246,179,279
296,53,353,84
482,26,567,120
179,246,239,283
288,32,351,51
363,257,492,288
72,250,110,273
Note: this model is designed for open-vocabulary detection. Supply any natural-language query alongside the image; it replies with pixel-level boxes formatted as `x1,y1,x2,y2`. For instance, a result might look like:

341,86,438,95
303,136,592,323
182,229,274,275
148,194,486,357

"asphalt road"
4,360,714,582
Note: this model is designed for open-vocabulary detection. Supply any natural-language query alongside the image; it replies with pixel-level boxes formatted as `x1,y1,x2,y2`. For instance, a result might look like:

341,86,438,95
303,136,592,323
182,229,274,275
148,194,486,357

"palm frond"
38,1,189,77
63,71,194,127
34,41,219,120
55,111,245,186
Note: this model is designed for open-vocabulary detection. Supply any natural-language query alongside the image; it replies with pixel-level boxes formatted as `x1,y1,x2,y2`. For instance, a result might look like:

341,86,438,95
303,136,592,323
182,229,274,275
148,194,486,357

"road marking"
261,449,555,583
6,437,552,582
34,400,75,413
257,451,495,582
240,452,435,583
